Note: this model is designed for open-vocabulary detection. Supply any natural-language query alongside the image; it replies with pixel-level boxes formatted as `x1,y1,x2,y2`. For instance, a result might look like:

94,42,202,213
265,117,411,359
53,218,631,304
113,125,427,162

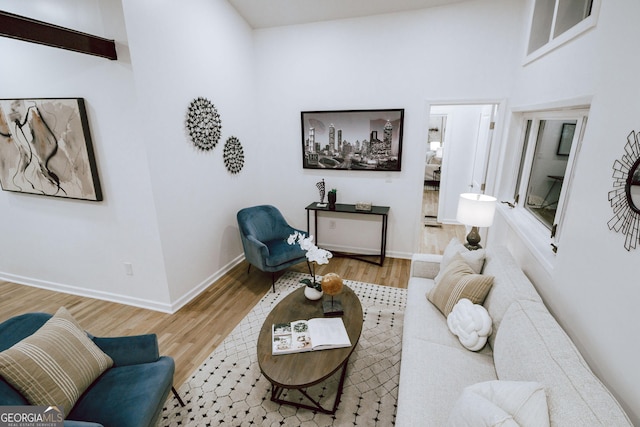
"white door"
426,104,499,223
470,104,497,194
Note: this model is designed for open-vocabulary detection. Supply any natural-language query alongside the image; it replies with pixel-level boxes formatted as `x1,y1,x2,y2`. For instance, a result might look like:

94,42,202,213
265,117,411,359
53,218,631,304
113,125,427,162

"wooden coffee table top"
257,285,363,389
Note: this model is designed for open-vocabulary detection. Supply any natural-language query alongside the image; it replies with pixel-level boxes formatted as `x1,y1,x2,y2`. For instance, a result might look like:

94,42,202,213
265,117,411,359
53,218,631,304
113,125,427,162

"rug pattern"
160,271,407,426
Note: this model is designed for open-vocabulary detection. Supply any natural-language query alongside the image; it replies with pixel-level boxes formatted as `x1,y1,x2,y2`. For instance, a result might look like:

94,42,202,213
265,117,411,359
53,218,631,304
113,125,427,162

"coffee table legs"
269,357,350,415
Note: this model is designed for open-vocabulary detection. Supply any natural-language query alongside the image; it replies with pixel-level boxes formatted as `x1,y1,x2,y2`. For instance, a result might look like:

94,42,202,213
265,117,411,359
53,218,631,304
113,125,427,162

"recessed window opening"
524,119,576,229
514,109,588,251
527,0,596,56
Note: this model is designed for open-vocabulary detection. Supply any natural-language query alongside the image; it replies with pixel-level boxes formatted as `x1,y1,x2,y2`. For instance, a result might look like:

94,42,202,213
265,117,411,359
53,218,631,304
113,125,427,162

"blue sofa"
0,312,176,427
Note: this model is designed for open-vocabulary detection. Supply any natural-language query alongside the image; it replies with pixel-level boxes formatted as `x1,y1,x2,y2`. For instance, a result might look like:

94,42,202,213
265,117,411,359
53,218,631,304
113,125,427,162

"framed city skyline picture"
301,109,404,171
0,97,102,201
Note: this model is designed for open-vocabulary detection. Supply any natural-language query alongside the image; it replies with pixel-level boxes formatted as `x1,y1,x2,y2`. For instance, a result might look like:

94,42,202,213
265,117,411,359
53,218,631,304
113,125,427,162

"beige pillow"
428,252,494,316
434,238,485,284
0,307,113,416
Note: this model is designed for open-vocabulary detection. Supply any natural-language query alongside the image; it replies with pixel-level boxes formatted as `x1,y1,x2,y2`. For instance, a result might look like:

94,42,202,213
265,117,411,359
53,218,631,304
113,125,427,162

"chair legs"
246,263,276,293
172,386,185,407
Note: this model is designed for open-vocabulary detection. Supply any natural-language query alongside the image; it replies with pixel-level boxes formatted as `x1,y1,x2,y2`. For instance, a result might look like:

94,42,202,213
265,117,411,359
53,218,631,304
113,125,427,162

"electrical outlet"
124,262,134,276
329,220,336,229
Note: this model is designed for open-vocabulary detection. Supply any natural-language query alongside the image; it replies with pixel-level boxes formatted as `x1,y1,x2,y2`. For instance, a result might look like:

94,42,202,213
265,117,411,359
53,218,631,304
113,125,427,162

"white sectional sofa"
396,243,632,426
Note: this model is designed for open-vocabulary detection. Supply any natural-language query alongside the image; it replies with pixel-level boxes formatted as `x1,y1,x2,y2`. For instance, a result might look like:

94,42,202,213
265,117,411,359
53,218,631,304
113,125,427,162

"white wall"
121,0,257,306
0,0,171,310
491,0,640,422
0,0,257,312
252,0,524,257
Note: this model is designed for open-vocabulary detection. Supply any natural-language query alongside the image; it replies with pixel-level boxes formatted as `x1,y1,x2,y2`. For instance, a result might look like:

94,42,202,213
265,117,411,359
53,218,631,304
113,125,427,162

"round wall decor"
223,136,244,174
185,97,221,151
608,130,640,250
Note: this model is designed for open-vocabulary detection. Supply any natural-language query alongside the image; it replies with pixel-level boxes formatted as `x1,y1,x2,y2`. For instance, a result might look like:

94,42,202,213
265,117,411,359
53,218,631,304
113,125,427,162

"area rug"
160,271,407,426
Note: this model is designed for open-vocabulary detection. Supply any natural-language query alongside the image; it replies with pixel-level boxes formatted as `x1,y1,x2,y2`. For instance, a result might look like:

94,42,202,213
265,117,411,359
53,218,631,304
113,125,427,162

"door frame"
417,99,505,253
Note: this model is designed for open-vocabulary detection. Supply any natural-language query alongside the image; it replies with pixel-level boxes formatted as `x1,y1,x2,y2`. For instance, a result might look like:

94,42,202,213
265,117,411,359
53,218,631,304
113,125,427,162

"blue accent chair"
0,312,180,427
237,205,309,292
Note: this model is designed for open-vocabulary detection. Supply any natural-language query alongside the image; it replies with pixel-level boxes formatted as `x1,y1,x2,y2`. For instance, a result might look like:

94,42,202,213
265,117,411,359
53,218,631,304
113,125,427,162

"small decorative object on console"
316,179,327,207
355,201,372,211
328,189,337,210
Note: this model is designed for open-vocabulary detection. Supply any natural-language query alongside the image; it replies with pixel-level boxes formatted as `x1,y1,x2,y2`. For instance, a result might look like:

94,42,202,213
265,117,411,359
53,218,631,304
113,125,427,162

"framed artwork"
0,98,102,201
301,109,404,171
557,123,575,156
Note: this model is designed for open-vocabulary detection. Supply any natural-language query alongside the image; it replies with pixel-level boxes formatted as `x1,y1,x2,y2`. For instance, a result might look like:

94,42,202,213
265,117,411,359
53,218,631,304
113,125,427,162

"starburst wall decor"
223,136,244,174
185,97,221,151
608,130,640,251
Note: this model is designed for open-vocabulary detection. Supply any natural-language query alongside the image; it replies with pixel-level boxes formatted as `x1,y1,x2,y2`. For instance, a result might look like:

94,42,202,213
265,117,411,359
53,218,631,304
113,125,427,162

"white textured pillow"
435,238,485,284
446,381,549,427
447,298,492,351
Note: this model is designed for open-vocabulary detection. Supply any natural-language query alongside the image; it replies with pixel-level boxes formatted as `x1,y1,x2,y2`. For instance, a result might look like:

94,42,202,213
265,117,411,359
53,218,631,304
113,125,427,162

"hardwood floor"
0,257,409,387
421,187,467,253
0,204,460,388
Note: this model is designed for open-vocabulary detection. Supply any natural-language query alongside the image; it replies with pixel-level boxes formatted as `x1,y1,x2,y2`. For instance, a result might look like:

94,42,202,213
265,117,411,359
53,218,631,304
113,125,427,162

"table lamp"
456,193,497,250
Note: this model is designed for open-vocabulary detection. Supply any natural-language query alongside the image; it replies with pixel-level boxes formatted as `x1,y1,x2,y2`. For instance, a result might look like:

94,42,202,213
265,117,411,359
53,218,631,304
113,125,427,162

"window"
527,0,598,60
513,110,588,250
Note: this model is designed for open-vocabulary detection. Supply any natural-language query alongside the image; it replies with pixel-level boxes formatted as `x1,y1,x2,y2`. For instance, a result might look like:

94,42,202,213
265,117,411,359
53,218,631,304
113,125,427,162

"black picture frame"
301,109,404,171
0,97,102,201
557,123,576,156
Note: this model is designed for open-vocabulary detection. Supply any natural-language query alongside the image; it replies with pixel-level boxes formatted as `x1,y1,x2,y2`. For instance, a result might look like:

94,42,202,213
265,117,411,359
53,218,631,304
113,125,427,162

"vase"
328,192,336,210
304,286,324,301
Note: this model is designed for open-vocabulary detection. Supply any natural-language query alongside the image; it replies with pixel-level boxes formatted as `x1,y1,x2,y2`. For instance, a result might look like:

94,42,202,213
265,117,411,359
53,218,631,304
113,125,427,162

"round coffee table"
257,284,363,414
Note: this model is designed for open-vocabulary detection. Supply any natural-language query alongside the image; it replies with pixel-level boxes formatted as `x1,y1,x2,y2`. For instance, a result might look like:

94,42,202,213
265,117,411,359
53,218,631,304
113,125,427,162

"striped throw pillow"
428,252,494,317
0,307,113,417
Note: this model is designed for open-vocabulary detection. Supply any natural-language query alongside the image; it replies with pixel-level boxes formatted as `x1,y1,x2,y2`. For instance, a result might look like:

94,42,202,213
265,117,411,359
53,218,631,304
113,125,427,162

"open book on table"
272,317,351,355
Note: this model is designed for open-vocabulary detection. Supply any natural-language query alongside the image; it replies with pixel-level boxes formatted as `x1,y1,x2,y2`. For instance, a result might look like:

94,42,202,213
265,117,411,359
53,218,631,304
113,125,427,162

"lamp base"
465,226,483,251
323,298,343,317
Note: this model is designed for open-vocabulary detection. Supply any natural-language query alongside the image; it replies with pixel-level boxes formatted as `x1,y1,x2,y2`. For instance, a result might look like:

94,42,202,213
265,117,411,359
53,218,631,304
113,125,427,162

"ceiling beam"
0,10,117,60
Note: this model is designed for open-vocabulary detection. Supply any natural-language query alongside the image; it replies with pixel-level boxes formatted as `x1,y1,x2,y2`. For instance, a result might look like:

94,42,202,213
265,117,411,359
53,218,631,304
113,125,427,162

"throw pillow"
447,298,493,351
434,238,485,284
446,380,549,427
0,307,113,417
427,252,494,317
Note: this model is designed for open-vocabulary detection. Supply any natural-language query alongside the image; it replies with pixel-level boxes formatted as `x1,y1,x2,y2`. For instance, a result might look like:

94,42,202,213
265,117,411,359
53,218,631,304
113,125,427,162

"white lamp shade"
456,193,497,227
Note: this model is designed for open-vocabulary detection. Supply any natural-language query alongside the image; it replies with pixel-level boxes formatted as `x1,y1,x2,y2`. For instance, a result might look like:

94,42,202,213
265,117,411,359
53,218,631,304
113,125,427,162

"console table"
305,202,390,266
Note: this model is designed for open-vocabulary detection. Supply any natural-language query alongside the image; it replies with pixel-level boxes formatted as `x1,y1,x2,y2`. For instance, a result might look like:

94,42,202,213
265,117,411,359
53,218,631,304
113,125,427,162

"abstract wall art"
0,98,102,201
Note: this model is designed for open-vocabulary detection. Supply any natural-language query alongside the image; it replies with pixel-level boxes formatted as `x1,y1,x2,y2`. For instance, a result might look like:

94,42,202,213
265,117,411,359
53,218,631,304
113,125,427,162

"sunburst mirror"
608,130,640,250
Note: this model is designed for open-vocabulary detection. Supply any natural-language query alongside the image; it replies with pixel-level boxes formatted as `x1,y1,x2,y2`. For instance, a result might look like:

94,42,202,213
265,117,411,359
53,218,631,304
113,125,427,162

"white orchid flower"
287,232,332,264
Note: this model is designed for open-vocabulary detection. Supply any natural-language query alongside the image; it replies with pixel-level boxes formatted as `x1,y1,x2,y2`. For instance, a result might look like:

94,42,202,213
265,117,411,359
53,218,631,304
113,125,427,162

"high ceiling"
227,0,471,29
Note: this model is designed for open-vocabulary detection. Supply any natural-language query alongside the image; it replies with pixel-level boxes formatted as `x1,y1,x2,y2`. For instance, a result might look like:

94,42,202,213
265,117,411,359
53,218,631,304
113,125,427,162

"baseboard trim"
0,254,246,314
0,272,174,313
167,254,245,313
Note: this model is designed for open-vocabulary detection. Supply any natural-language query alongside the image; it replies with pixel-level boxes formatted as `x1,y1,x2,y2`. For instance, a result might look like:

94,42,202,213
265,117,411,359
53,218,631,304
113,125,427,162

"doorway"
419,103,499,253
